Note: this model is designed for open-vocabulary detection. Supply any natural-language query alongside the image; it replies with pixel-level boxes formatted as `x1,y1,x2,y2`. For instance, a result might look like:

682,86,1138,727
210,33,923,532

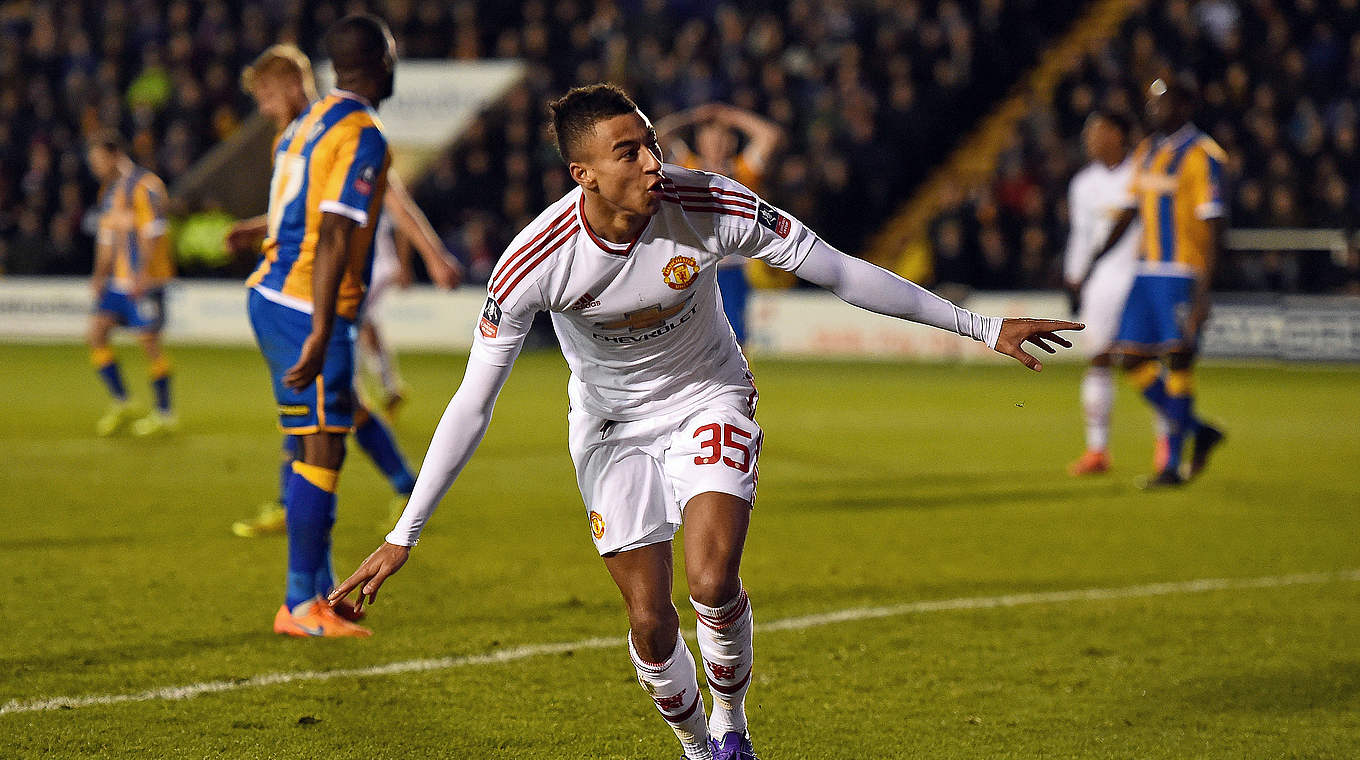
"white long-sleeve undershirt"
384,237,1000,548
385,354,515,546
792,236,1003,348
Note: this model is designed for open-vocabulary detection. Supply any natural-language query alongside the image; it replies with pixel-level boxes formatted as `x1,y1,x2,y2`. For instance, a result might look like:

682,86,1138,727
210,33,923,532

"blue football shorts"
95,287,165,332
1115,273,1196,354
247,288,357,434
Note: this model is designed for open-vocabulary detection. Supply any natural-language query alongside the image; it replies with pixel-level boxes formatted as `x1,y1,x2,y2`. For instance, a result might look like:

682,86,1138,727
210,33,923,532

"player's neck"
581,192,649,244
1162,121,1193,141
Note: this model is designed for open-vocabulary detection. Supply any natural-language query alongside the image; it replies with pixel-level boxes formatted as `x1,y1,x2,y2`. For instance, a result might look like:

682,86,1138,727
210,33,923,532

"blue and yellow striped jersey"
1128,125,1227,275
97,165,173,289
247,91,391,321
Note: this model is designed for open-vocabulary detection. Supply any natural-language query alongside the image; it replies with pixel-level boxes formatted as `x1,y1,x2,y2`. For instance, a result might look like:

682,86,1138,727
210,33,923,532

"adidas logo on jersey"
570,293,599,311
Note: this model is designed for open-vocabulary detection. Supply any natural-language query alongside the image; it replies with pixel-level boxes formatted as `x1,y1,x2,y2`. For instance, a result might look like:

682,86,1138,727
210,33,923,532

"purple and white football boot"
710,732,759,760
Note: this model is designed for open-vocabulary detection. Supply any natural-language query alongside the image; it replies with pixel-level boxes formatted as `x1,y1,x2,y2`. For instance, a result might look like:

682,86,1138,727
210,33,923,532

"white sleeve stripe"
318,200,369,226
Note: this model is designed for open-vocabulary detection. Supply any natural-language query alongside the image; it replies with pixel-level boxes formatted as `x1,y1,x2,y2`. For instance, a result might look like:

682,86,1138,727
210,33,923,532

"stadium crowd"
0,0,1078,280
404,0,1081,282
0,0,297,275
1,0,1356,294
929,0,1360,294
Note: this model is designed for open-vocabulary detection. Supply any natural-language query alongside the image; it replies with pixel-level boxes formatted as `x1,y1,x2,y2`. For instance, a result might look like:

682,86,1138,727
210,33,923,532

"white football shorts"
568,391,762,556
1078,258,1137,358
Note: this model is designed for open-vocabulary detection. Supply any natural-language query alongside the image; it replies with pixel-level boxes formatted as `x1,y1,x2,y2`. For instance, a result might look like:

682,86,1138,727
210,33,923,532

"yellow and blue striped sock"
284,461,339,608
149,355,172,413
1163,369,1197,472
91,347,127,401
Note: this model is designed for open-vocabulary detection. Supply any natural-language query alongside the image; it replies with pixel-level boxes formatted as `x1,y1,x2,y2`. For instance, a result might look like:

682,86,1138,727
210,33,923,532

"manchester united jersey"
473,164,814,421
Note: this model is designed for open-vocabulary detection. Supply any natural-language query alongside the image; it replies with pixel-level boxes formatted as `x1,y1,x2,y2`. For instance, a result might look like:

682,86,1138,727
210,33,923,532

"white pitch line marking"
5,569,1357,716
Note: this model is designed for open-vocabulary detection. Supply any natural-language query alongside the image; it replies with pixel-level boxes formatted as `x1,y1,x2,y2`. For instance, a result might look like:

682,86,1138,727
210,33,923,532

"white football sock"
629,630,712,760
691,586,754,739
1081,366,1114,452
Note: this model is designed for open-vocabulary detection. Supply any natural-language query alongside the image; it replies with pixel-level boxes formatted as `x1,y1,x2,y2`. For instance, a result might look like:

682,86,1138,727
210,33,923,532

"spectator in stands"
656,102,784,342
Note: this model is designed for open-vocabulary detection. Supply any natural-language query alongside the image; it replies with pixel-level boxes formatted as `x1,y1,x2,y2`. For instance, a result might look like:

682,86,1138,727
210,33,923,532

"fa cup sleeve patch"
479,297,502,338
758,202,791,238
353,165,376,196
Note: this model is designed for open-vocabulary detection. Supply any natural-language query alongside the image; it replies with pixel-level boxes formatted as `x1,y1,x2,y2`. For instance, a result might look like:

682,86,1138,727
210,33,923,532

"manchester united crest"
662,255,700,290
589,510,606,540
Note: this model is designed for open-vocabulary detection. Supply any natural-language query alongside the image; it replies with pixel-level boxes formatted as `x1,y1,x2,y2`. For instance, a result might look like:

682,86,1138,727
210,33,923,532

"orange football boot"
329,597,367,622
1068,449,1112,476
273,598,373,638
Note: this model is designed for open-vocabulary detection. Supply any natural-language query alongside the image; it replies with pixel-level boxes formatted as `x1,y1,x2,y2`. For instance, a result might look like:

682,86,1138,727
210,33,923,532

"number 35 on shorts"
692,421,756,473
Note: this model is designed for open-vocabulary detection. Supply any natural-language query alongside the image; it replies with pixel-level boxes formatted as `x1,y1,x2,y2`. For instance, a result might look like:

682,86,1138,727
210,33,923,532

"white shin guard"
691,587,754,739
629,630,712,759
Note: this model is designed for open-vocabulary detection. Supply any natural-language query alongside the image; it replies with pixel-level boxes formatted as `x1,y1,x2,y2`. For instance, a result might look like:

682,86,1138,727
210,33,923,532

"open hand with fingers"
993,318,1084,371
327,542,411,614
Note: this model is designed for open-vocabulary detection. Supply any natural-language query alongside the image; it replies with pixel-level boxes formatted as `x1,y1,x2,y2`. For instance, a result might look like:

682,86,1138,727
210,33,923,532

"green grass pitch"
2,343,1358,758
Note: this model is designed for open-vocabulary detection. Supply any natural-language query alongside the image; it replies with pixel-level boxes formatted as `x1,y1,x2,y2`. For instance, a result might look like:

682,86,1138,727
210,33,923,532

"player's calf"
630,630,713,760
691,586,754,742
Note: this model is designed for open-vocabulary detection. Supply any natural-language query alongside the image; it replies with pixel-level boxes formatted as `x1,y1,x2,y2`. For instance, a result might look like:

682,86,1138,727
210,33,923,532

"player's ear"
568,161,595,191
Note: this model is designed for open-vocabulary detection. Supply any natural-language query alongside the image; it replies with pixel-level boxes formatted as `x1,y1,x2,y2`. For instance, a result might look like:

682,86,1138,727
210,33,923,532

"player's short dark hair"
1153,75,1198,108
547,83,639,163
1089,110,1131,138
325,13,390,75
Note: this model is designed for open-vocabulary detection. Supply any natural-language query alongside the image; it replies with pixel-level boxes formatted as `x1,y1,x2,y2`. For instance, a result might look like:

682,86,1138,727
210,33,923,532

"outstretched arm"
383,170,464,289
327,354,516,611
794,237,1082,371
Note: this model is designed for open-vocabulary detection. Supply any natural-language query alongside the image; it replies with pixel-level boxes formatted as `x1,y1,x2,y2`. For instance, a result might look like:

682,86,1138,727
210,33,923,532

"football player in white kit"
329,85,1081,760
1062,112,1166,476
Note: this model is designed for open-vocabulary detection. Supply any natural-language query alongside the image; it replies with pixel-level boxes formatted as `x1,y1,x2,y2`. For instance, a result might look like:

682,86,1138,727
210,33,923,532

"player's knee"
1119,353,1145,372
628,604,679,657
687,568,741,608
1167,351,1194,371
299,433,346,469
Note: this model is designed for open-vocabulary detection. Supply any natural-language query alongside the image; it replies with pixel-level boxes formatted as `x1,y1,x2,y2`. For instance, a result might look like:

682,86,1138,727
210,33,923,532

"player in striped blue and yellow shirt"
85,130,177,437
245,14,396,638
230,44,434,546
1083,79,1227,487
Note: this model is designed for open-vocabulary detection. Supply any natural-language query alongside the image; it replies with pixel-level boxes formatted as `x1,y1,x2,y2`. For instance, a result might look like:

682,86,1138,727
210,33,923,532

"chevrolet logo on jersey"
591,300,699,344
595,301,688,331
